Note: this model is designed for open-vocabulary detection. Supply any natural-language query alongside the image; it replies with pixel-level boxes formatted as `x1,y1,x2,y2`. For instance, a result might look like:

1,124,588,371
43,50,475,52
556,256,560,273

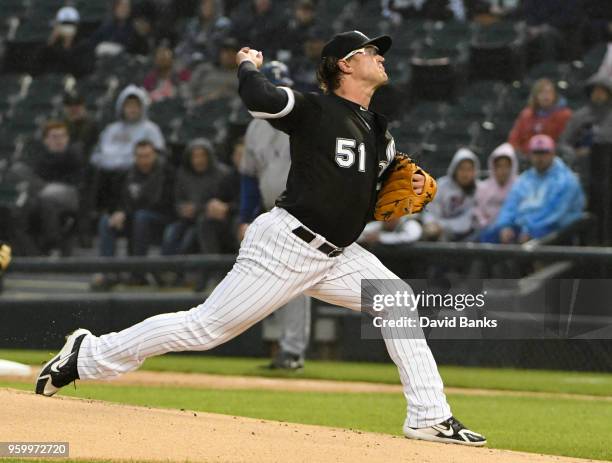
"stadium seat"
149,98,185,133
410,55,458,102
469,21,526,82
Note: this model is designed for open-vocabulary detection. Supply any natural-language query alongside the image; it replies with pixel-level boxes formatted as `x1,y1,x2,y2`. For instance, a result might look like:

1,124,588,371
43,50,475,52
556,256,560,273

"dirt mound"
0,389,601,463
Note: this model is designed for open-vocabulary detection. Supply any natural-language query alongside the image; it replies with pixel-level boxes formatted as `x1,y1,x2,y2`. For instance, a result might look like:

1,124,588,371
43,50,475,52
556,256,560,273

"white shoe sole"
35,328,91,397
404,426,487,447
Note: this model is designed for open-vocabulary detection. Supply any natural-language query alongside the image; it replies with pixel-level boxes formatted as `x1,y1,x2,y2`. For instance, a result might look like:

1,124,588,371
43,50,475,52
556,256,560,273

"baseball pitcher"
36,30,486,446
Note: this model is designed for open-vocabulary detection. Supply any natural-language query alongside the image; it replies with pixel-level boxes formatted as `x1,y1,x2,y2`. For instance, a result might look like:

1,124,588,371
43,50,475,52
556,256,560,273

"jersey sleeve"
237,61,318,134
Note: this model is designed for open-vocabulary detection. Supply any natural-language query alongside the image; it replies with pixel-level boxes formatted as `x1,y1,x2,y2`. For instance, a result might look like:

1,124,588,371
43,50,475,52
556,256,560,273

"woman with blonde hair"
508,78,572,155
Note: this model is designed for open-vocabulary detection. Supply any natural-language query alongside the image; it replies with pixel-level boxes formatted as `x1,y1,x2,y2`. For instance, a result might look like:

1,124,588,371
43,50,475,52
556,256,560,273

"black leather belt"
292,226,344,257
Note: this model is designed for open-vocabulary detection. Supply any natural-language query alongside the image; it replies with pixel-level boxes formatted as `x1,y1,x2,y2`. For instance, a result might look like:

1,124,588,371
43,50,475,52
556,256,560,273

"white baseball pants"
78,207,452,428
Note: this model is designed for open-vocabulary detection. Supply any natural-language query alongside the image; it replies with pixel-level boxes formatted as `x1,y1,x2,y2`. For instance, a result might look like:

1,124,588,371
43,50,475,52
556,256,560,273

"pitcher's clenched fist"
236,47,264,69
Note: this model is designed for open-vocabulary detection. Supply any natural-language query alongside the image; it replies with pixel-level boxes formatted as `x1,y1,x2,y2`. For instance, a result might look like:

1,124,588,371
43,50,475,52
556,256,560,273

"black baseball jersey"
238,61,395,247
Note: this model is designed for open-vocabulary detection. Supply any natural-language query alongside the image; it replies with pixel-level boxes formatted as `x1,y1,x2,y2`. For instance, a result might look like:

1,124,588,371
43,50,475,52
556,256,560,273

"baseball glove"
374,152,437,221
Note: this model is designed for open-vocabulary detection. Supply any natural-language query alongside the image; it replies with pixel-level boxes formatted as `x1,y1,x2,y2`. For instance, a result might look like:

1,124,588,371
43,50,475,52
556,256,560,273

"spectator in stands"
186,37,240,106
484,135,585,243
508,78,572,156
8,121,83,256
559,73,612,203
62,91,99,158
522,0,585,62
90,0,151,56
174,0,232,68
41,6,94,77
358,216,423,245
130,0,159,56
197,138,241,256
381,0,467,22
560,73,612,155
422,148,480,242
291,28,326,93
92,140,175,289
230,0,286,57
474,143,518,239
285,0,318,58
62,90,100,246
143,45,191,102
162,138,228,256
192,138,240,292
90,84,165,214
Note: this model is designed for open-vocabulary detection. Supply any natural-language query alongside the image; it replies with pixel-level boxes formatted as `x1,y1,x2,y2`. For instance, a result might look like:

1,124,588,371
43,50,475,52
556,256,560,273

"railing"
5,241,612,275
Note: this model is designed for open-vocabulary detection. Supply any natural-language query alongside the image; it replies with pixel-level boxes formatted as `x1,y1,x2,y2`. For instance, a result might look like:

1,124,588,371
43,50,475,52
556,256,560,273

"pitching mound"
0,389,599,463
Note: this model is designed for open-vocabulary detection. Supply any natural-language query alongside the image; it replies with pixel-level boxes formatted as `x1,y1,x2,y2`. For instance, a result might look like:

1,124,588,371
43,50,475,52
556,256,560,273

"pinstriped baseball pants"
77,207,452,428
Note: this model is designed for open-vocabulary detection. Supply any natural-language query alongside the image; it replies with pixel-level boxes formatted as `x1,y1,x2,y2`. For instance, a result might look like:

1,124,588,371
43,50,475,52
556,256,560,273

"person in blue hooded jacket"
484,134,585,244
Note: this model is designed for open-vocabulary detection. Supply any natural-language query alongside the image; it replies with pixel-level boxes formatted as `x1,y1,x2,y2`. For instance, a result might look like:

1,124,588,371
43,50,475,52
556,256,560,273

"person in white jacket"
89,85,166,214
422,148,480,242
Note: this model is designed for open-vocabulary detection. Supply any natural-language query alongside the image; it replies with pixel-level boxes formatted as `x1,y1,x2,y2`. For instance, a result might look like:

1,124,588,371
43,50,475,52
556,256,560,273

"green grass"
2,381,611,461
4,349,612,397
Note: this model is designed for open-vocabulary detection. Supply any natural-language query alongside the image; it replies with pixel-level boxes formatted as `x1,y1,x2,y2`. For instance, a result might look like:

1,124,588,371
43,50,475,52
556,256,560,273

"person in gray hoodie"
89,84,166,213
161,138,228,256
560,72,612,153
422,148,480,242
560,72,612,243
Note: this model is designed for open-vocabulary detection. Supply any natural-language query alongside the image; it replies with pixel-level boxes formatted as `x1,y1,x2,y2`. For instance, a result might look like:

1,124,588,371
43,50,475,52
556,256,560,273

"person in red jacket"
508,78,572,156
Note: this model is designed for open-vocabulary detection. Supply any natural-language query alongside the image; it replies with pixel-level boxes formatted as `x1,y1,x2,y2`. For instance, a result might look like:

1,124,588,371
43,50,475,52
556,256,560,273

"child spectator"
486,135,585,243
474,143,518,239
508,78,572,156
422,148,480,242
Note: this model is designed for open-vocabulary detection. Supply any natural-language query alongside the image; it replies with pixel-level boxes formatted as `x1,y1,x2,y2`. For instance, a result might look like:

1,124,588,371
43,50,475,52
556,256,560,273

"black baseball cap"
321,30,392,60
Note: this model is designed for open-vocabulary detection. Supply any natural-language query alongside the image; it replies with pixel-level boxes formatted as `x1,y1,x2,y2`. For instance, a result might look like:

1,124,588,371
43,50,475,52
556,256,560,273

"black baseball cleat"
269,351,304,370
35,329,91,397
404,416,487,446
